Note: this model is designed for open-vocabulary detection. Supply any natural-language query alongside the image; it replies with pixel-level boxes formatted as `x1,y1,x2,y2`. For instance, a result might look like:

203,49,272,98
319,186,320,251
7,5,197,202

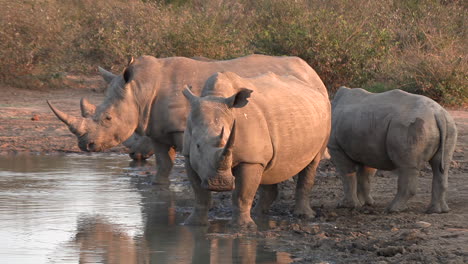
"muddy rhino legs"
252,184,278,216
150,133,183,184
329,148,362,208
231,163,264,229
387,167,419,212
357,166,376,206
151,141,176,184
427,159,450,213
184,158,212,226
294,157,320,218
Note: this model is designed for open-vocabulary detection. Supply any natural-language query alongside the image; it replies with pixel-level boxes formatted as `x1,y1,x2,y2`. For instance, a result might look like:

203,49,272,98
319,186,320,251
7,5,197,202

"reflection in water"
0,154,292,264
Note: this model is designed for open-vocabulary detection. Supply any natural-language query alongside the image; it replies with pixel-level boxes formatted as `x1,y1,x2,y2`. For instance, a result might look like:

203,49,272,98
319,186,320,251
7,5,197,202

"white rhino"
182,71,331,228
79,96,154,160
48,54,322,184
328,87,458,213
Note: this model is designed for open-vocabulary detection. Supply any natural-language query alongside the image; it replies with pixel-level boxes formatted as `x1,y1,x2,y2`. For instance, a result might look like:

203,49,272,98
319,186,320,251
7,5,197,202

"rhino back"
330,89,446,170
232,74,330,184
144,55,323,139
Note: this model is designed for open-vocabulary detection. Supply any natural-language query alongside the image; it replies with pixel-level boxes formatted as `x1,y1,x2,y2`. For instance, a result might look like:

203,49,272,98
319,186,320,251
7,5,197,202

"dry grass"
0,0,466,105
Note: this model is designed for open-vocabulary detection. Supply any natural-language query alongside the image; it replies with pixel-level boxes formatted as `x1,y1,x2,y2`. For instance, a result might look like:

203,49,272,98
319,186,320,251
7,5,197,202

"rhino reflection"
68,183,292,264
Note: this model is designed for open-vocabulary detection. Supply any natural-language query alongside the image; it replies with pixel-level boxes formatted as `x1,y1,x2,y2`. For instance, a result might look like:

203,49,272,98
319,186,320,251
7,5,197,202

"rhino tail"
434,111,458,174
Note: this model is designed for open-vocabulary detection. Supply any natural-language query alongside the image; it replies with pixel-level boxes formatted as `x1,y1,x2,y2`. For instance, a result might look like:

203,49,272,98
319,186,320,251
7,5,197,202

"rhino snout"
201,176,235,192
129,152,152,161
78,141,98,152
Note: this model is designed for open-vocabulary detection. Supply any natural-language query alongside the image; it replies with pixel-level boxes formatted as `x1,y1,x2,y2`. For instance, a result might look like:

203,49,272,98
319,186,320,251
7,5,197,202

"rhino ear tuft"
182,85,197,103
127,56,134,66
226,88,253,108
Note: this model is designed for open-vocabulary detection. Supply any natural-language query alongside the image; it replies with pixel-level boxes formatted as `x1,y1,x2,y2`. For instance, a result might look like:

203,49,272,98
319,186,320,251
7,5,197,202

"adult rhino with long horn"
182,71,331,228
48,55,320,184
328,87,458,213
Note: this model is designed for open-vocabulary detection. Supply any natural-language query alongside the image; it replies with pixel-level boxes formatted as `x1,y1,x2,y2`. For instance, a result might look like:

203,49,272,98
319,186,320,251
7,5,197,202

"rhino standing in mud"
182,71,331,228
328,87,458,213
48,55,320,184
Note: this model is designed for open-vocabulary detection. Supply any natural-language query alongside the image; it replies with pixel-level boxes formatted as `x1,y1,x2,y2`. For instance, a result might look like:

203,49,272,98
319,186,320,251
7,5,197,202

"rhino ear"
225,88,253,108
98,67,117,84
182,85,198,104
123,65,133,83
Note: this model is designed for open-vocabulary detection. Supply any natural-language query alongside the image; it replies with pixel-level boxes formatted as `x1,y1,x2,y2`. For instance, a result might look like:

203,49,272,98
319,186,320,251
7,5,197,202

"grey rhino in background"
48,54,320,184
328,87,457,213
182,71,331,228
79,96,154,160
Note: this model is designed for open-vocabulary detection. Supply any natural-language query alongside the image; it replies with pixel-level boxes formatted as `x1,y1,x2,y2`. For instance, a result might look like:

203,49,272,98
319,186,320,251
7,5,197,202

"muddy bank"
0,79,467,263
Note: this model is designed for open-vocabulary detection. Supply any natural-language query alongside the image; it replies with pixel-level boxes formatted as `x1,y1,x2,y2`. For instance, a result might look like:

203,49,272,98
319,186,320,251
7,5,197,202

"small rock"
31,114,40,121
377,246,405,257
415,221,431,229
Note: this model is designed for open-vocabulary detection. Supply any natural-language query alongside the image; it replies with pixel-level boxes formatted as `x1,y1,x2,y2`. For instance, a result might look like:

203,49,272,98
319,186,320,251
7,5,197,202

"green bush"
0,0,466,105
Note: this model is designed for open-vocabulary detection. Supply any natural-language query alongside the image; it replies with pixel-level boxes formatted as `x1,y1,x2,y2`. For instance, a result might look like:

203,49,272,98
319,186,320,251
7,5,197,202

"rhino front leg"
231,163,264,229
184,157,211,226
294,157,320,218
357,165,376,206
150,141,176,184
252,184,278,216
387,167,419,212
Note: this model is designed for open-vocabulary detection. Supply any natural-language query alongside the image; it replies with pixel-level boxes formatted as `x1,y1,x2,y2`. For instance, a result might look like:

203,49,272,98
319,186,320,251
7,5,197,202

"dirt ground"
0,77,467,263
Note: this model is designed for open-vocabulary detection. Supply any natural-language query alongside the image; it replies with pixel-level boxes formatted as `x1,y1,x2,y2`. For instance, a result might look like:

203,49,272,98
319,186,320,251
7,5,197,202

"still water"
0,154,292,264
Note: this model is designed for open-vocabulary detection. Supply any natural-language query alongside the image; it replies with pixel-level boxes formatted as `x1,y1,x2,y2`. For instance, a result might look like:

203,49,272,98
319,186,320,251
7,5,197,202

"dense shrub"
0,0,466,105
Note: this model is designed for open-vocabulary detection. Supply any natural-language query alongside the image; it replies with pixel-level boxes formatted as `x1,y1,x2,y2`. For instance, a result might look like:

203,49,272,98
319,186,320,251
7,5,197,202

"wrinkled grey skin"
48,55,319,184
182,72,331,228
328,87,458,213
79,95,154,160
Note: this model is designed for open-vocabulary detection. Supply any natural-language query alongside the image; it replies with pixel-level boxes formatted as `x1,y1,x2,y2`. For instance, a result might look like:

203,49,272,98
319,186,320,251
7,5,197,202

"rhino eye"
196,144,200,149
105,115,112,121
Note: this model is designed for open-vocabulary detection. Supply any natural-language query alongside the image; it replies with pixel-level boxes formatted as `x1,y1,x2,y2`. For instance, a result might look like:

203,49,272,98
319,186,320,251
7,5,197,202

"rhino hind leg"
184,159,212,226
387,167,419,213
231,163,264,229
426,158,450,213
293,157,320,218
252,184,278,216
150,141,176,184
357,166,376,206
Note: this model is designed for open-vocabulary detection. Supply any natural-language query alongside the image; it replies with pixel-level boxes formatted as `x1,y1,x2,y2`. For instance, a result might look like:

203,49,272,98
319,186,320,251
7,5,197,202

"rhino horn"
217,126,225,147
218,120,236,170
182,85,197,104
47,100,86,136
80,97,96,117
98,66,117,84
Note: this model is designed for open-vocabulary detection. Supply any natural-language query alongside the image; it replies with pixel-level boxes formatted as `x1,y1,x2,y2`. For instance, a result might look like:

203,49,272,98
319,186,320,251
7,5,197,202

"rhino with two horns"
48,54,323,184
182,71,331,228
328,87,458,213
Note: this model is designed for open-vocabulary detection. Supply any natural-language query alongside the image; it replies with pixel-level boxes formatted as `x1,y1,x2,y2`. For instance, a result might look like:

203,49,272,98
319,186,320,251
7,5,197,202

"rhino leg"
184,158,212,226
252,184,278,216
427,158,449,213
387,167,419,212
329,148,362,208
150,142,175,184
231,163,264,229
357,166,376,206
294,157,320,218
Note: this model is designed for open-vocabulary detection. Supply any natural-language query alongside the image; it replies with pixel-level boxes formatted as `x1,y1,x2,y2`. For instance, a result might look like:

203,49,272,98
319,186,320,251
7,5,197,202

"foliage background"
0,0,466,105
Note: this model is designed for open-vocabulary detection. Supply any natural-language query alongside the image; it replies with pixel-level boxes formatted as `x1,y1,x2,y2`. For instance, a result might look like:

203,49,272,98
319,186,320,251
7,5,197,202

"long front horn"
218,120,236,170
80,98,96,117
47,100,86,136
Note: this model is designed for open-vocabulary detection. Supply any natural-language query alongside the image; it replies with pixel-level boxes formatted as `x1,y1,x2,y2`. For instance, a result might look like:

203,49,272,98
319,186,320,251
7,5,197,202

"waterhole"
0,154,292,264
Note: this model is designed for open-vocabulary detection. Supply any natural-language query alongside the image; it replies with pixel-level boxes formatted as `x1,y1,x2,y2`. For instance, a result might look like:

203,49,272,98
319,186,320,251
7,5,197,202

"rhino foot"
184,212,209,226
337,198,363,209
293,206,316,219
229,219,257,231
385,203,408,213
357,194,375,206
150,177,170,185
426,203,450,214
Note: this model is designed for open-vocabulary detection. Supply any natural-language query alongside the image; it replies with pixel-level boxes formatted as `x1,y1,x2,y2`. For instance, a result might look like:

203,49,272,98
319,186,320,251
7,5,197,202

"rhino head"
48,61,141,153
182,85,253,192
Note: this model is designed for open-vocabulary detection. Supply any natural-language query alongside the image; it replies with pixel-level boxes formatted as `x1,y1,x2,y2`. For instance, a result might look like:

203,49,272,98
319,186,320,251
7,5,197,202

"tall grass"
0,0,466,105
